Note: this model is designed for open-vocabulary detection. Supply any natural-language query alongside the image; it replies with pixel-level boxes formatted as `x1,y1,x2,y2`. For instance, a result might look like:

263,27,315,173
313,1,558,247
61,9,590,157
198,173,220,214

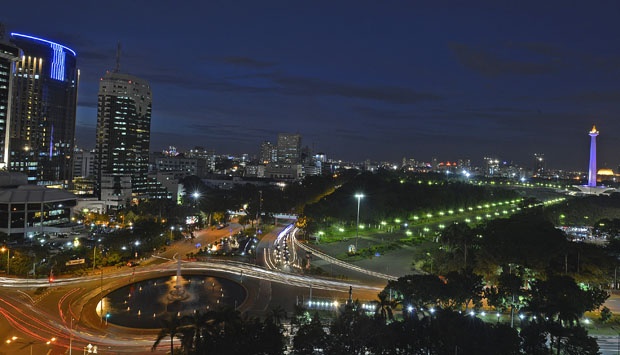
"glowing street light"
192,191,201,208
354,193,364,250
0,246,9,274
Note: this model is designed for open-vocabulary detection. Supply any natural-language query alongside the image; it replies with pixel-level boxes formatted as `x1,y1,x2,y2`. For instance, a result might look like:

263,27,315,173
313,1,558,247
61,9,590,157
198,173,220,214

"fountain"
168,256,188,301
97,257,246,328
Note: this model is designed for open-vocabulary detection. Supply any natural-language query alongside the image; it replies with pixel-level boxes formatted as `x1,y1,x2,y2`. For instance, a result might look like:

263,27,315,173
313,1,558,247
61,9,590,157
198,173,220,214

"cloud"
144,68,442,105
449,42,557,77
511,42,564,58
559,91,620,104
219,56,276,68
581,54,620,73
269,75,442,104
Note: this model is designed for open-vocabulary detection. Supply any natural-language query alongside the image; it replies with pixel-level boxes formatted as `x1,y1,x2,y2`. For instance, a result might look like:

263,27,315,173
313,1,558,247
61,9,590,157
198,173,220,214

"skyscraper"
277,133,301,164
8,33,78,185
260,141,275,164
0,28,20,169
95,71,152,199
533,153,545,176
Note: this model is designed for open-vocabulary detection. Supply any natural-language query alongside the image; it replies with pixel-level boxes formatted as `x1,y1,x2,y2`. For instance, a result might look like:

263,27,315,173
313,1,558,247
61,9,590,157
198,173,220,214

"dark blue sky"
3,1,620,170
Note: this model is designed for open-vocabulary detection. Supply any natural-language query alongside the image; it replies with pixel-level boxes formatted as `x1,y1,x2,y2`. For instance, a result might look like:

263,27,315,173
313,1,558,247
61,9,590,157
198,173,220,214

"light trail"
290,227,399,281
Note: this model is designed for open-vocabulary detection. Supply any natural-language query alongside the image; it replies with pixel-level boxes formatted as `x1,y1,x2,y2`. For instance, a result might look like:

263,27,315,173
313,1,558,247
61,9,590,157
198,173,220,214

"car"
127,261,139,267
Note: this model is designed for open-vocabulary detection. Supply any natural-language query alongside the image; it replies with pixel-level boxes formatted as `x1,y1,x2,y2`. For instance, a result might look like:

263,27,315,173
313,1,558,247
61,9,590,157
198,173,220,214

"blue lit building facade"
8,33,78,186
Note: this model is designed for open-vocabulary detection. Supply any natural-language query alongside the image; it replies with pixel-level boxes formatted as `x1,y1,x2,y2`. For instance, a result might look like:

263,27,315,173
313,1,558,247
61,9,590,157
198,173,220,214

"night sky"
3,1,620,170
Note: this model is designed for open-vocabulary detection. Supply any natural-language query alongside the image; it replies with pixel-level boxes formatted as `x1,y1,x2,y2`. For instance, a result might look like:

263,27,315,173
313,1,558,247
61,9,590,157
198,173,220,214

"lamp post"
192,191,200,207
1,246,9,274
170,226,175,242
355,193,364,251
5,336,56,355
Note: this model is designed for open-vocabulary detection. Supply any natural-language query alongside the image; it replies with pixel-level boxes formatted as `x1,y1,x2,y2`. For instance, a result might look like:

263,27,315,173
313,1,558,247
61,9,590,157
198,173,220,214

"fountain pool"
97,274,246,328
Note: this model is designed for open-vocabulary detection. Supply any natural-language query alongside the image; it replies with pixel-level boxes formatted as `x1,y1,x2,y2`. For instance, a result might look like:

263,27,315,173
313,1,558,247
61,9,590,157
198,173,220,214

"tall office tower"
8,33,78,185
277,133,301,164
534,153,545,176
587,125,599,187
0,30,20,169
73,147,95,179
186,147,216,173
95,71,152,198
259,141,274,164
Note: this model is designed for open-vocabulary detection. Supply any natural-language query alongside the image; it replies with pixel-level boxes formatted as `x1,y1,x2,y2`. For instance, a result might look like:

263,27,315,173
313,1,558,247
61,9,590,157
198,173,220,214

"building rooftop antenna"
114,41,121,73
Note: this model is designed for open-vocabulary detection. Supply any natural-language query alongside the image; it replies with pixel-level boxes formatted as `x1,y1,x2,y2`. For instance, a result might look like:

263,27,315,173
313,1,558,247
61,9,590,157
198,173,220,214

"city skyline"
2,2,620,170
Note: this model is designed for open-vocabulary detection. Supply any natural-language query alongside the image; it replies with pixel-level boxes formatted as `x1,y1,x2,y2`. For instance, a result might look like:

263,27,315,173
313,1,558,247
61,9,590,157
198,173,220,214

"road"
0,223,387,354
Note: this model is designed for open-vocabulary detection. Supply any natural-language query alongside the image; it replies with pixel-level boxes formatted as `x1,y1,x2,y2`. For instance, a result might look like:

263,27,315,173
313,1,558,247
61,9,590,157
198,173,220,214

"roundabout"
0,225,387,354
0,259,383,354
97,273,246,329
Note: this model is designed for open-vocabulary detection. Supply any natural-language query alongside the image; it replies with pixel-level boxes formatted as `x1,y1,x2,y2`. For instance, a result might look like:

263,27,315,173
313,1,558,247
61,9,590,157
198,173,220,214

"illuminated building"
277,133,301,164
534,153,545,176
0,28,20,169
95,70,152,200
260,141,276,164
8,33,78,186
0,171,77,237
185,147,216,173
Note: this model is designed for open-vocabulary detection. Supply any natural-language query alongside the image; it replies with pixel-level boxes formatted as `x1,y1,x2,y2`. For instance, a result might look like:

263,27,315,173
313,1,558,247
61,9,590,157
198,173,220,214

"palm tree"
152,315,190,354
181,310,216,354
214,306,243,336
374,293,397,322
268,305,288,326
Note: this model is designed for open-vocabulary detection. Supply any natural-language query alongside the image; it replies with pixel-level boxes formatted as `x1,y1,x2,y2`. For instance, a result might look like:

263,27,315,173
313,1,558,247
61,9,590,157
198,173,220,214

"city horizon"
3,2,620,171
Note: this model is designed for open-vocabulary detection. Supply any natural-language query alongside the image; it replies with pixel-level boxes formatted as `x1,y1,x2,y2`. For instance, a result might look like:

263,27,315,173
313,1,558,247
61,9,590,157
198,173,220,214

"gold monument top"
590,125,599,135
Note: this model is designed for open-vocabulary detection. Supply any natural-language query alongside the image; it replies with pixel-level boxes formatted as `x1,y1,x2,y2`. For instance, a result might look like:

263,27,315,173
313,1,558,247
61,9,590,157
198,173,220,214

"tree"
485,269,526,328
442,269,484,311
326,302,374,355
374,292,397,322
478,212,567,276
293,313,327,355
525,275,608,354
380,274,445,315
439,223,477,270
268,305,288,326
180,310,216,354
561,325,600,355
152,315,190,354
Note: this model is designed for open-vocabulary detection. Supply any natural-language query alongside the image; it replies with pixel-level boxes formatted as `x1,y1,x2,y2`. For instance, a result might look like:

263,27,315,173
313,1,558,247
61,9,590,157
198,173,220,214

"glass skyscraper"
0,38,20,169
8,33,78,186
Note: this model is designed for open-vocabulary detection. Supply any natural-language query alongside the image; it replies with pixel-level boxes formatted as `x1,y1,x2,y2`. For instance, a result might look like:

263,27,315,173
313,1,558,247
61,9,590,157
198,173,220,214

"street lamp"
1,246,9,274
170,226,175,242
6,336,56,355
355,193,364,251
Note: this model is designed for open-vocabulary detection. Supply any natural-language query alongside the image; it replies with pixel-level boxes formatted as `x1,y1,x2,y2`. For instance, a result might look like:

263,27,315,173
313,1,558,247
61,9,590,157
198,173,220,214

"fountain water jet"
168,255,189,301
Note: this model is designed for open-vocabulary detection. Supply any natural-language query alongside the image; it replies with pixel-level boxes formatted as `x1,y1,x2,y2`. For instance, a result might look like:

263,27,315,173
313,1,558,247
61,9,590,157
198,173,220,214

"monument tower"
588,125,599,187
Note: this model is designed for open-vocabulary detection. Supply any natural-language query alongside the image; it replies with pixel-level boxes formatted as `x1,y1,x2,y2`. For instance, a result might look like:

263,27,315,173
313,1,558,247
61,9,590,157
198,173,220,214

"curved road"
0,224,387,355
